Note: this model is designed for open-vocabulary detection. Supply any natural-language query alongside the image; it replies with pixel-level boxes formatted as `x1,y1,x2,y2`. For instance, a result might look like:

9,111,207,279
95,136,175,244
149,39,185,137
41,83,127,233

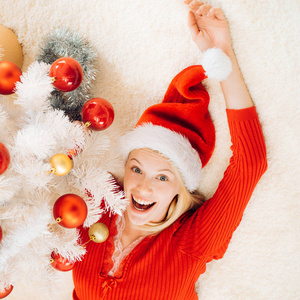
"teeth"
134,206,145,212
133,196,154,206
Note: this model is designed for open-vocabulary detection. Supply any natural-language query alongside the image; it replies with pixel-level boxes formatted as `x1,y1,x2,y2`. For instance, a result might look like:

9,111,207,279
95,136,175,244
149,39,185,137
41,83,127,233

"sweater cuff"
226,106,258,122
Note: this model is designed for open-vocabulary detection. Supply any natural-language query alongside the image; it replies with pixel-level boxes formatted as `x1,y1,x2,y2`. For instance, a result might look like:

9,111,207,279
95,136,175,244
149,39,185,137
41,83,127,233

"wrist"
201,45,234,58
223,46,235,59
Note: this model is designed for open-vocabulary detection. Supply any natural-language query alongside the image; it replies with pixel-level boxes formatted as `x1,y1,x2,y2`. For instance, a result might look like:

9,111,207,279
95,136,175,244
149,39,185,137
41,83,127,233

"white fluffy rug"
0,0,299,299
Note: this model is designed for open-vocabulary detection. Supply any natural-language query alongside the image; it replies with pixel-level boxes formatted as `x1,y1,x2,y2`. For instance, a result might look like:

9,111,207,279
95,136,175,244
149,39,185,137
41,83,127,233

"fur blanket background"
0,0,299,299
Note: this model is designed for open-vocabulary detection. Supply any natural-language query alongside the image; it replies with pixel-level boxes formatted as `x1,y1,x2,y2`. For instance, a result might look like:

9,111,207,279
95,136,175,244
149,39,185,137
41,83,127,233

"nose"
136,176,152,195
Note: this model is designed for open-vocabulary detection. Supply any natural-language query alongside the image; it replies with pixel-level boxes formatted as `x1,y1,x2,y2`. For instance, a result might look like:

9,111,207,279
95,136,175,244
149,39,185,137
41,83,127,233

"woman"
72,2,268,299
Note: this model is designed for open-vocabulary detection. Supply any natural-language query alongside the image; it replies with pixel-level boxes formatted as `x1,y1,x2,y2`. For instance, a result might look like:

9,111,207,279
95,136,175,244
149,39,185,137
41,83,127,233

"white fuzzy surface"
0,0,299,299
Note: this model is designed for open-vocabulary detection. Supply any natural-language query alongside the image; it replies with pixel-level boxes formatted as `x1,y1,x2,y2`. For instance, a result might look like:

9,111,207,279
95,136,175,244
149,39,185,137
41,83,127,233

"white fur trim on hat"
202,48,232,81
117,123,202,192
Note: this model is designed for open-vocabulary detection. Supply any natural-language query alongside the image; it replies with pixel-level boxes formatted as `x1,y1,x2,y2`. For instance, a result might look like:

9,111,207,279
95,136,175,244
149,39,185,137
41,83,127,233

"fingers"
186,0,204,12
185,1,224,20
208,7,226,20
187,11,200,40
184,0,194,5
196,4,212,16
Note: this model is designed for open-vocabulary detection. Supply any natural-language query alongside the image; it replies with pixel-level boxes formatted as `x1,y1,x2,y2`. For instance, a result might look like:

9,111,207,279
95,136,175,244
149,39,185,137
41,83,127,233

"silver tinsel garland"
37,28,98,121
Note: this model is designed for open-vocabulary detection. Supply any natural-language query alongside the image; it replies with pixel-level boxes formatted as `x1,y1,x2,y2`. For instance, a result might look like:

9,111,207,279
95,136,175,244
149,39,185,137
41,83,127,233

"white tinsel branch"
14,61,53,114
0,96,27,144
74,129,111,163
68,130,127,226
0,50,121,297
0,259,18,292
0,174,21,204
0,103,9,133
11,159,53,189
13,109,85,161
0,102,18,146
0,203,52,273
69,163,126,227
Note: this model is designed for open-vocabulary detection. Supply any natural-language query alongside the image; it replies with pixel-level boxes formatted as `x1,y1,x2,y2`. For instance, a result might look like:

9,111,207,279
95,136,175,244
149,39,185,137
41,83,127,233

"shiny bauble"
82,98,114,131
0,226,2,243
0,143,10,175
0,61,22,95
49,57,83,92
50,252,75,272
0,24,23,69
88,222,109,243
53,194,87,228
50,153,72,176
0,285,13,299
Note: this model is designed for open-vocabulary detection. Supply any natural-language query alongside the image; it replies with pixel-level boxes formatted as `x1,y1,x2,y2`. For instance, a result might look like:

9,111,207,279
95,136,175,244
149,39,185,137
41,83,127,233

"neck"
121,212,148,249
123,212,147,237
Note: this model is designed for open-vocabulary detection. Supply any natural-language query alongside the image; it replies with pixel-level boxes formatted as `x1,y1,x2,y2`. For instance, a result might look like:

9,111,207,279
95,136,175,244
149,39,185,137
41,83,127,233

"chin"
126,209,150,227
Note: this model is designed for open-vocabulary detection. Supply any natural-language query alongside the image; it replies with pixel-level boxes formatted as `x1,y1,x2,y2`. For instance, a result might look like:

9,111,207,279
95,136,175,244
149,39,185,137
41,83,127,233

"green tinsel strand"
37,28,97,121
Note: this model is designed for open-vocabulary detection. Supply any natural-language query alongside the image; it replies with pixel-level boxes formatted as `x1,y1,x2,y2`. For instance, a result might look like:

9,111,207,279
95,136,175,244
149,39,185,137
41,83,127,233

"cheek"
123,166,131,183
123,170,135,192
169,180,180,195
157,183,179,206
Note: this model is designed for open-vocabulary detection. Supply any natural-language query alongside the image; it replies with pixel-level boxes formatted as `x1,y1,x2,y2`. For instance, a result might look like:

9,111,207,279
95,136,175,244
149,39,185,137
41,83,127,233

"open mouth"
132,196,156,211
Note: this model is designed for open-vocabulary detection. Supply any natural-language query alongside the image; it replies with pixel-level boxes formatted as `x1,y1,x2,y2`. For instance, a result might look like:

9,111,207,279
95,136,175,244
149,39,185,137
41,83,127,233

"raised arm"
172,2,267,259
185,0,253,109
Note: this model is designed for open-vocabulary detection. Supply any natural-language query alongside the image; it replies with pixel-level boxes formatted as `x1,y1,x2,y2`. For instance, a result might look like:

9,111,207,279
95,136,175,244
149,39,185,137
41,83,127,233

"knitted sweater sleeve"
173,106,267,260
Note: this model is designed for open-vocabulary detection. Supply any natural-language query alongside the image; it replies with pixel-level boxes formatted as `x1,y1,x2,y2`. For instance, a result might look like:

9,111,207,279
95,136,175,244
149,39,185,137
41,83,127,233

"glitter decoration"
37,28,97,121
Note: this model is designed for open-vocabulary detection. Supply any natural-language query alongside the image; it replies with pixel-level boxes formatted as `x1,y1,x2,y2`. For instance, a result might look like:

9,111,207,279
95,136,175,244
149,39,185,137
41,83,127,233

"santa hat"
118,48,232,192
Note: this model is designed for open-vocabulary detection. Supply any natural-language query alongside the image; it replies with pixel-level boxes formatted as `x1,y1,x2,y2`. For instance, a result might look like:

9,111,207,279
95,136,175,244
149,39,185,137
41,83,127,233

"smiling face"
123,148,180,227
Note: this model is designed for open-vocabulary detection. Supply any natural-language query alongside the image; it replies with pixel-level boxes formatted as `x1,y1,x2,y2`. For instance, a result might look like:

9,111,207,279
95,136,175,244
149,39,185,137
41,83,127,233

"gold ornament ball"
0,24,23,69
88,222,109,243
50,153,72,176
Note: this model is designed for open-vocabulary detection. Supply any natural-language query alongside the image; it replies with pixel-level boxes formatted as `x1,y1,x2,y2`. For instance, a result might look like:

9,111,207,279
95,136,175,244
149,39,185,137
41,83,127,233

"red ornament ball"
82,98,114,131
0,285,13,299
53,194,87,228
49,57,83,92
0,226,2,243
50,251,75,272
0,61,22,95
0,143,10,175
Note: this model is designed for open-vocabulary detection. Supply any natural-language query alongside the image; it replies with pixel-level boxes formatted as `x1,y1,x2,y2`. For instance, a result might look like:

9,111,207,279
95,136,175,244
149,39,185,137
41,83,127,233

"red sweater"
72,106,267,300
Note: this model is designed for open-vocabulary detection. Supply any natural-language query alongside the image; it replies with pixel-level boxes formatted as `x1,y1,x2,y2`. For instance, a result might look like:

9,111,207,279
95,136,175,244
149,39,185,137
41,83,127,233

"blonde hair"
136,153,205,234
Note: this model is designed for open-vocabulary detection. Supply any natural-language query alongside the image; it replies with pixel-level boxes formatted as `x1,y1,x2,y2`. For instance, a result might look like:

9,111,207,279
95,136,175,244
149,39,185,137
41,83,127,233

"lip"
130,195,156,214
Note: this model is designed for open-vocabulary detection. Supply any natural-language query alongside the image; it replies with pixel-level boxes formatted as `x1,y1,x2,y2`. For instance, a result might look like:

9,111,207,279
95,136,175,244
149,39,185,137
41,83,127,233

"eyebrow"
158,169,175,175
129,158,175,175
129,158,141,164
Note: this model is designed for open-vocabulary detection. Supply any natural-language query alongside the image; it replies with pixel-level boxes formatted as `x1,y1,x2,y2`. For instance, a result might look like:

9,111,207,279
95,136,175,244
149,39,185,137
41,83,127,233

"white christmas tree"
0,59,127,298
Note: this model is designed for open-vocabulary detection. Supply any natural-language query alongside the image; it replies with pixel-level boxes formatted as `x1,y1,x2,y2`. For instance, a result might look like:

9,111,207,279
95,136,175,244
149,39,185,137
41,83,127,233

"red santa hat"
118,48,232,192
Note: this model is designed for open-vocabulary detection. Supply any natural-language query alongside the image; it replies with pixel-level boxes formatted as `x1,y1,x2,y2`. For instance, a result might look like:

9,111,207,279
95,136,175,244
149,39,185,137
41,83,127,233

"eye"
158,175,168,181
132,167,142,174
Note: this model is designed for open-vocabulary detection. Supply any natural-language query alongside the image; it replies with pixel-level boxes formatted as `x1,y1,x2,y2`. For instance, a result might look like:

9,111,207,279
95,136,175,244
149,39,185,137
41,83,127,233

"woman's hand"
185,1,253,109
185,1,233,55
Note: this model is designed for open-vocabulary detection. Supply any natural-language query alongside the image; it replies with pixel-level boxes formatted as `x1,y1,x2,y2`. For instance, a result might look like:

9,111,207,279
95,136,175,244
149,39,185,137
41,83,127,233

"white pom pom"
202,48,232,81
